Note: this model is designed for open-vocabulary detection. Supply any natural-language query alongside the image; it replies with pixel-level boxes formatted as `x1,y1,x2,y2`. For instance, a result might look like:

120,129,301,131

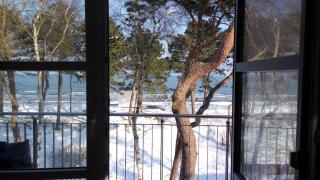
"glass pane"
244,0,301,61
241,72,298,179
0,71,86,169
0,0,85,62
0,71,86,113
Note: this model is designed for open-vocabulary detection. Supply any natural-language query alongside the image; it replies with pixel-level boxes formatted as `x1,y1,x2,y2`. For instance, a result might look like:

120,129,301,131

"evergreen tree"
123,1,234,179
109,2,170,178
109,18,128,88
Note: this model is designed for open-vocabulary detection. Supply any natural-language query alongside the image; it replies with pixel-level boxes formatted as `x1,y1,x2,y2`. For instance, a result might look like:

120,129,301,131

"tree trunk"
134,92,139,113
128,82,137,125
38,71,50,122
131,81,144,180
0,6,20,140
172,76,232,179
169,131,182,180
56,71,63,130
251,73,267,163
178,123,197,180
203,74,210,100
0,72,3,118
170,25,234,179
252,73,274,163
69,74,73,113
251,103,267,163
172,78,197,179
191,89,196,114
37,71,50,164
7,71,20,142
251,105,280,164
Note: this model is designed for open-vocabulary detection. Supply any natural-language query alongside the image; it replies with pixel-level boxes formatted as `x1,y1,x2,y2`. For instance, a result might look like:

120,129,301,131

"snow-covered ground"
109,121,231,180
109,99,232,180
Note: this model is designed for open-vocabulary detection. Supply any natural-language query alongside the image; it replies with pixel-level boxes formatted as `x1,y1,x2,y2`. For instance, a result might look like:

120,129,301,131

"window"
241,71,298,179
231,0,320,179
243,0,301,61
0,1,106,179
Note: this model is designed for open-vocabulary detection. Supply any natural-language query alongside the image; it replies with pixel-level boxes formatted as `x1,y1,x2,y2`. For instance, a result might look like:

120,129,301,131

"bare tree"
10,0,80,165
13,0,77,122
0,0,20,142
0,72,20,142
244,0,301,164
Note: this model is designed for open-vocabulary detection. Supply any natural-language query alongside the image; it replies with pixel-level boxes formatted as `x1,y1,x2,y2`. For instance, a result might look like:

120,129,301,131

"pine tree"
123,1,234,179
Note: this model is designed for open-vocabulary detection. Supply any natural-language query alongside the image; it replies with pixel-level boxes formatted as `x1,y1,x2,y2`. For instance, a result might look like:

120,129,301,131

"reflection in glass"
0,71,86,113
244,0,301,61
0,0,85,62
0,115,87,169
0,71,86,169
241,72,298,179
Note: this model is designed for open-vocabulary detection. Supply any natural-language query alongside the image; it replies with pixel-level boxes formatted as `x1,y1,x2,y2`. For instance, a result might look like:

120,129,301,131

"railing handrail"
0,112,86,116
0,112,232,119
109,123,228,126
0,122,85,125
0,122,297,130
109,113,232,118
0,112,296,118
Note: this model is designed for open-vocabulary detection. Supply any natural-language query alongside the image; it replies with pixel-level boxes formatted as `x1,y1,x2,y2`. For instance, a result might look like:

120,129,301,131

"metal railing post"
225,103,232,180
160,118,164,180
225,120,230,180
6,123,9,142
32,115,38,168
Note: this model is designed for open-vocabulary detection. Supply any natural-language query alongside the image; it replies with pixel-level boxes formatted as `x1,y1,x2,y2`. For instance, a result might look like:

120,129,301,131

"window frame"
232,0,307,179
0,0,107,179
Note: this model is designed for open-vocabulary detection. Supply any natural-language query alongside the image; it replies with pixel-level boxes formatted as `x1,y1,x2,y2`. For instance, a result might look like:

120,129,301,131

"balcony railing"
109,113,232,180
0,113,87,168
0,112,232,180
0,112,296,179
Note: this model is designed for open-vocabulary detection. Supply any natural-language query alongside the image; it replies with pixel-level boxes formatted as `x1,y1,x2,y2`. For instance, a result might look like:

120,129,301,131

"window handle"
89,116,96,139
314,128,320,145
290,151,300,169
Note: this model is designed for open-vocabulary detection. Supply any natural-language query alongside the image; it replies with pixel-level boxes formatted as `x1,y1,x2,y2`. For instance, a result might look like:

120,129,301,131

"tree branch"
186,24,234,81
0,72,19,107
191,73,233,127
48,0,73,61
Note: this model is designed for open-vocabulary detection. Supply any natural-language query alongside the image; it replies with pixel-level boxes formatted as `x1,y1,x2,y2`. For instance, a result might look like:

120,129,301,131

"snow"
109,94,233,179
109,122,231,180
0,84,295,179
0,89,233,179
